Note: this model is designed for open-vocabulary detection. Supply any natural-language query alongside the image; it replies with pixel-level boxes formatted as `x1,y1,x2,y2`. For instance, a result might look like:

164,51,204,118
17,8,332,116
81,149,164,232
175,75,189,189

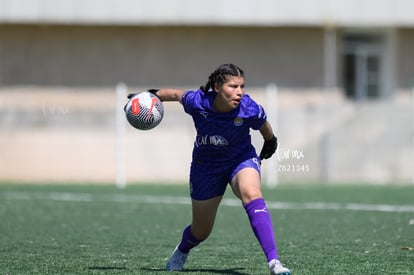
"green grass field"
1,183,413,274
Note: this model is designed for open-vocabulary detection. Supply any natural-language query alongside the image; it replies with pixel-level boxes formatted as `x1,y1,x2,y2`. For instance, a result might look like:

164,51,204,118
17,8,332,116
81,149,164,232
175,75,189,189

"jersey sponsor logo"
233,117,244,126
195,135,228,147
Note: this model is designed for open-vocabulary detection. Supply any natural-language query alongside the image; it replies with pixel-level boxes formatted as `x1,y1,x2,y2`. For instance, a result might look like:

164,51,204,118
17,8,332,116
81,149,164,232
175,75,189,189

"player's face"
213,76,245,112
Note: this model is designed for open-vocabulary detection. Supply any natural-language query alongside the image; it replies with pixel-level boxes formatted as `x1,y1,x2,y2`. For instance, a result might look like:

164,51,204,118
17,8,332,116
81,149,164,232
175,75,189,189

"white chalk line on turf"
2,191,414,213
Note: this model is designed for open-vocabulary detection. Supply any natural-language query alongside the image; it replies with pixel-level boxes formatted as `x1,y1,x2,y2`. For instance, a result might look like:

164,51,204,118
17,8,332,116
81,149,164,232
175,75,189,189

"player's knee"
241,191,263,205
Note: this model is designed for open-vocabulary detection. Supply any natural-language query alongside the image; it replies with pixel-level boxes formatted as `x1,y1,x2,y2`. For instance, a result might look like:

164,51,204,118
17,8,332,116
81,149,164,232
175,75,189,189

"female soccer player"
129,64,290,275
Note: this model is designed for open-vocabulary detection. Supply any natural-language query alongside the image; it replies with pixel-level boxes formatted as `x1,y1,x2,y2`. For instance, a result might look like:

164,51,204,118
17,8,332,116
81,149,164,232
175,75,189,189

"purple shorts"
189,156,261,200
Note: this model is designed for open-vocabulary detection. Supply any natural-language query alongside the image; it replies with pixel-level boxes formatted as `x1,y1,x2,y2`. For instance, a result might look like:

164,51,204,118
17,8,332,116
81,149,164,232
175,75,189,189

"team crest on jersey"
233,117,244,126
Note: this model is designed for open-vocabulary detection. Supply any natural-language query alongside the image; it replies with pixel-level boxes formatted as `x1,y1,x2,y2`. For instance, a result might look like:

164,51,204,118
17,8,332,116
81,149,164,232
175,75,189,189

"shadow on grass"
141,267,249,274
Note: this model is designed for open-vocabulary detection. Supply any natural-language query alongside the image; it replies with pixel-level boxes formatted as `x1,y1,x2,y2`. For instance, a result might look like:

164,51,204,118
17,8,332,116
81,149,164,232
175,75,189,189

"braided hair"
200,64,245,93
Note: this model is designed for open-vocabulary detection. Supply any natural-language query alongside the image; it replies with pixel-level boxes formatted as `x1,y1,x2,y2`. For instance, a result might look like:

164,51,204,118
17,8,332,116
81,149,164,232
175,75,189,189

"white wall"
0,25,325,87
1,0,414,27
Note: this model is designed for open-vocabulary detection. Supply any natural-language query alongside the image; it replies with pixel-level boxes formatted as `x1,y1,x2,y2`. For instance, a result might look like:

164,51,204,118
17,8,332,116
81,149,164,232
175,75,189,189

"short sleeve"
250,103,267,130
181,90,196,114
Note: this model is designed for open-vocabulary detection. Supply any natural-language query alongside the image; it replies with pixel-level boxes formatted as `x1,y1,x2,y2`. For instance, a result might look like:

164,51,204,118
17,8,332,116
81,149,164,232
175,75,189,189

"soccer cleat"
268,259,291,275
166,245,189,271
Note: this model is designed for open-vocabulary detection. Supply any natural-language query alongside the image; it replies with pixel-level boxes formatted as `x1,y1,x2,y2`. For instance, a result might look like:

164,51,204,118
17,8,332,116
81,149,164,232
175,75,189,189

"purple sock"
244,198,279,262
177,225,201,253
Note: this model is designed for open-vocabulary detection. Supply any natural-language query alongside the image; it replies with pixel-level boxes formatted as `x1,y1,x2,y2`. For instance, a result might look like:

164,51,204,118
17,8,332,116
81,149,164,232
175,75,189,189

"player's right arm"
152,89,186,103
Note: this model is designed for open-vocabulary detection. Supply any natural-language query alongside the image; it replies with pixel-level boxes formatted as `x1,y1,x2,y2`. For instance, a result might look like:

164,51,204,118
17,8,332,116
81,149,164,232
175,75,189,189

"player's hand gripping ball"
124,91,164,130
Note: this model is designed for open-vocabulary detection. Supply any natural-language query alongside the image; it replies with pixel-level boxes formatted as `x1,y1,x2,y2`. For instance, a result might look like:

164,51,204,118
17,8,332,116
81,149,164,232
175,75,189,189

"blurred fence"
0,86,412,185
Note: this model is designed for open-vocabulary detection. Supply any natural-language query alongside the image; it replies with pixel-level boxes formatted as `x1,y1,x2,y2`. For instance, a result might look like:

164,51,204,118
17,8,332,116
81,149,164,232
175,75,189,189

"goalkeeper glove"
126,89,160,100
259,135,278,160
147,89,160,99
124,89,161,112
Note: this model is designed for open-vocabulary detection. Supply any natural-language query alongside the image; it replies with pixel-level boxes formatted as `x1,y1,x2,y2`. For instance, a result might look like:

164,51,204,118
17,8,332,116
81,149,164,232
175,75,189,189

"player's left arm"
150,89,186,103
128,89,186,104
259,120,275,141
259,120,278,160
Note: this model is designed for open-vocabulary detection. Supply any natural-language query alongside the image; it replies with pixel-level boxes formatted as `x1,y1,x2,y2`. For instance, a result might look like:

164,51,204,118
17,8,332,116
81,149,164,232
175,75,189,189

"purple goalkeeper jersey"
182,89,267,164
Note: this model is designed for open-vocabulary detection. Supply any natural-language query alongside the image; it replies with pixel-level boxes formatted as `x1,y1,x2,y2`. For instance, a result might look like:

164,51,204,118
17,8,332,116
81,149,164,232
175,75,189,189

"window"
342,33,384,100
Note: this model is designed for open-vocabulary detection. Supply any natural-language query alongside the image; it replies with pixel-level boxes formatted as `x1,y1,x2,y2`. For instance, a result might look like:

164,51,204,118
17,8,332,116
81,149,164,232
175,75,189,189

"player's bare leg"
190,196,222,240
231,167,263,204
166,196,222,271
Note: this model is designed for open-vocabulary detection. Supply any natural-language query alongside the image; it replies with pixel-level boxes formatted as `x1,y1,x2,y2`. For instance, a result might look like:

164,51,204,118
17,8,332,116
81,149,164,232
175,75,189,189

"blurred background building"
0,0,413,185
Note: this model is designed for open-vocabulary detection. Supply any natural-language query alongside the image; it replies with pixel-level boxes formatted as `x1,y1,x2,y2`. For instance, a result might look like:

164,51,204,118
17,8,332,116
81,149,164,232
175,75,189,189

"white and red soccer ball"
125,91,164,130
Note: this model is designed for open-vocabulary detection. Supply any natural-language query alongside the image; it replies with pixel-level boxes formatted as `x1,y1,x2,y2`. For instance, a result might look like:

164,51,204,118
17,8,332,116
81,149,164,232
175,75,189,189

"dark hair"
200,64,245,93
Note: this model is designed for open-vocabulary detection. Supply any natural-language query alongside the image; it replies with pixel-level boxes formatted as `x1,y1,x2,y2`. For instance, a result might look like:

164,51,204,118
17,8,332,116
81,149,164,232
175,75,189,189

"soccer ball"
125,92,164,130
